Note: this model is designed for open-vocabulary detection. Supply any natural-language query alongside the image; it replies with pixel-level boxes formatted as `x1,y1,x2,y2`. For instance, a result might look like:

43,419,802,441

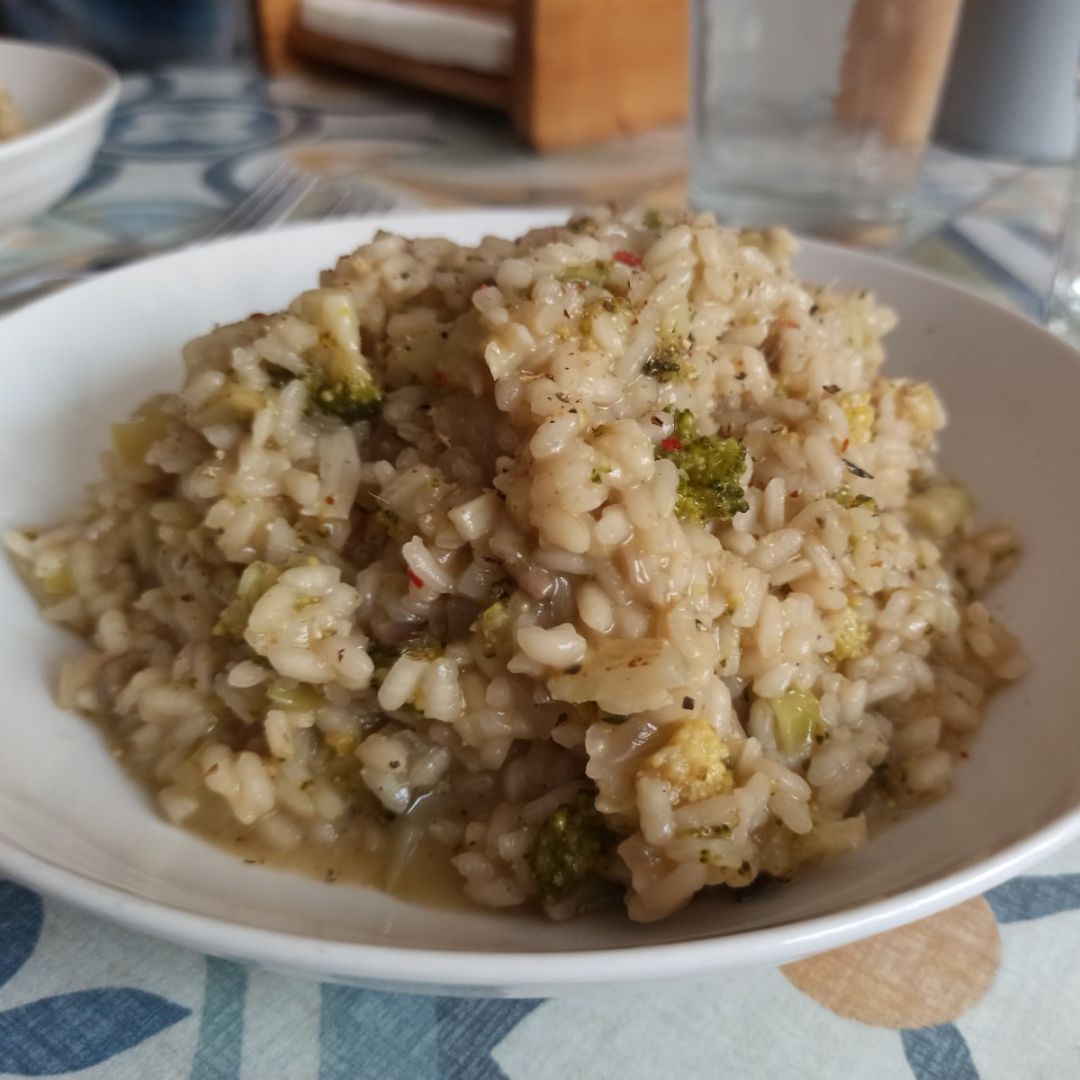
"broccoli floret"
303,369,381,423
472,597,513,659
642,346,684,382
293,290,382,423
527,791,614,906
641,716,732,804
469,579,515,659
213,561,280,639
661,410,748,523
840,391,875,446
830,486,877,511
557,261,611,286
828,606,870,663
643,303,691,382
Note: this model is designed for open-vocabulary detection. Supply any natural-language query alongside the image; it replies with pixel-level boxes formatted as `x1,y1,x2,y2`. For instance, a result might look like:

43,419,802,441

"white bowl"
0,209,1077,996
0,38,119,232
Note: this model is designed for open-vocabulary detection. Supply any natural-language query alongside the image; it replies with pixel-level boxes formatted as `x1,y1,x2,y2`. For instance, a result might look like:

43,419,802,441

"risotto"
7,209,1024,922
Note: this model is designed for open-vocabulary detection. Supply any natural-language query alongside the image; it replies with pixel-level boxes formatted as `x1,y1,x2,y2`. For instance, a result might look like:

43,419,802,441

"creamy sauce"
203,817,479,912
97,717,486,913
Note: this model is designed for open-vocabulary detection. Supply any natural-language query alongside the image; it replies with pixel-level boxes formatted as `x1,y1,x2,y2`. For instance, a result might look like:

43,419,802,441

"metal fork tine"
325,187,380,218
198,166,293,240
323,188,363,218
322,186,396,220
231,169,315,232
200,165,313,241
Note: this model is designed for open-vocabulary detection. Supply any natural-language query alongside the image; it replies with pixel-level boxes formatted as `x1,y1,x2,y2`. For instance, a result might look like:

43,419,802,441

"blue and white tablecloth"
3,855,1080,1078
1,64,1078,1080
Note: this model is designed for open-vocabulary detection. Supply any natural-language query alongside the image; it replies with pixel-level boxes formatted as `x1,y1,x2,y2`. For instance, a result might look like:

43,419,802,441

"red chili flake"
840,438,850,452
407,569,424,589
614,250,643,267
661,436,682,452
960,750,970,759
324,495,335,505
789,489,800,499
432,371,448,387
778,318,800,329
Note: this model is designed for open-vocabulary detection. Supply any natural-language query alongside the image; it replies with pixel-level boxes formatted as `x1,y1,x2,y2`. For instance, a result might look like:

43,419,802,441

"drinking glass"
1048,165,1080,343
690,0,963,243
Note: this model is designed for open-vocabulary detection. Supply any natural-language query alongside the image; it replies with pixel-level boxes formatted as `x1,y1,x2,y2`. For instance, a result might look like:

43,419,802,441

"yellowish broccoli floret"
642,716,732,805
829,605,870,662
840,391,875,446
470,579,515,659
293,290,382,423
898,381,945,435
325,731,356,756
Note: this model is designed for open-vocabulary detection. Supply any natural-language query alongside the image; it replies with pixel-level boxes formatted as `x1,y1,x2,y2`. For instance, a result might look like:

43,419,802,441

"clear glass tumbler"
690,0,963,243
1048,166,1080,343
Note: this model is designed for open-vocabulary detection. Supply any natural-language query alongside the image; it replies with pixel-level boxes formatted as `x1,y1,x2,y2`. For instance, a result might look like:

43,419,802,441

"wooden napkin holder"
252,0,688,151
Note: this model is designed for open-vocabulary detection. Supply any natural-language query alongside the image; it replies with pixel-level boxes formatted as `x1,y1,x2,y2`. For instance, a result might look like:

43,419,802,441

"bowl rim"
2,208,1080,992
3,810,1078,991
0,37,120,163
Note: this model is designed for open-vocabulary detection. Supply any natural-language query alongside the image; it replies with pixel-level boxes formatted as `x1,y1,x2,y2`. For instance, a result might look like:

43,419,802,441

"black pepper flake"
388,760,401,769
565,664,582,675
842,457,874,480
682,696,695,711
651,415,664,426
822,383,840,394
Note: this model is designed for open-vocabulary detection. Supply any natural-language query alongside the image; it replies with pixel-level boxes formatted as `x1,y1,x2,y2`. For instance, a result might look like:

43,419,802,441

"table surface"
1,65,1079,1080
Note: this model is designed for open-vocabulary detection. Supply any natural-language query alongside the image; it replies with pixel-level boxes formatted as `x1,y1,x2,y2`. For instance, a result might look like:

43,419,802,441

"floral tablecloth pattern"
1,64,1077,1080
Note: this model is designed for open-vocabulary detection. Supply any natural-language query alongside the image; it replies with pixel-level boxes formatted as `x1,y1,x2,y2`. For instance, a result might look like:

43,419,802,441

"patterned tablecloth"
1,65,1078,1080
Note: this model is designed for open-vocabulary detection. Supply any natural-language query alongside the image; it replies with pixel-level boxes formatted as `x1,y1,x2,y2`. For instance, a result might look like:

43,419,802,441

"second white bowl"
0,37,120,232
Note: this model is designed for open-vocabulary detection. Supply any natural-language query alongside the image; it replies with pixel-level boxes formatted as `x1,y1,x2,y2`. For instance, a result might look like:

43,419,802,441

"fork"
0,164,379,307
